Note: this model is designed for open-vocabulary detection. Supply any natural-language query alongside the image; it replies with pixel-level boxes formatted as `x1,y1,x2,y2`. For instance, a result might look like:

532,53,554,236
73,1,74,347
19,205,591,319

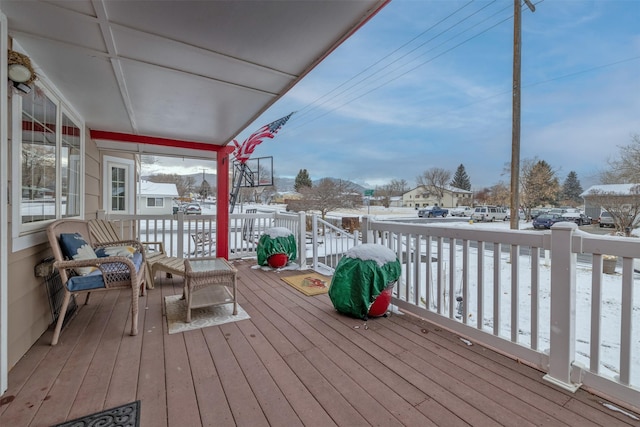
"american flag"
233,112,294,163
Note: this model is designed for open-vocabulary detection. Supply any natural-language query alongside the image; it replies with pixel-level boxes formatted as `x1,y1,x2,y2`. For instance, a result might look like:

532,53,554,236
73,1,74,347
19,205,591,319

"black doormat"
52,400,140,427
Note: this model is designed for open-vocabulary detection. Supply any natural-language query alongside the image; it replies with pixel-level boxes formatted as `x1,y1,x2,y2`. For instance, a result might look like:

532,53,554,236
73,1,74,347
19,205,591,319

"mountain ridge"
143,172,367,193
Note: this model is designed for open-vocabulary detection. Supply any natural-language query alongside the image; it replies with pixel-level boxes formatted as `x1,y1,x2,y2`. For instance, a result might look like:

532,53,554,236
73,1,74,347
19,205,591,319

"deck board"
64,291,124,421
1,260,639,426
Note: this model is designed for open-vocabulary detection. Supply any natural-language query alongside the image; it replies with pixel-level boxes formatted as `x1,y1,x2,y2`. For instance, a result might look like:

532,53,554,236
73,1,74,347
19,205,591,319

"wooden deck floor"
1,259,638,426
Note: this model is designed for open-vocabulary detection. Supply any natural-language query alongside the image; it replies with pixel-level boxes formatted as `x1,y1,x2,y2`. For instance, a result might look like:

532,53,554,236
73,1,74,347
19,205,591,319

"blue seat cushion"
67,252,144,292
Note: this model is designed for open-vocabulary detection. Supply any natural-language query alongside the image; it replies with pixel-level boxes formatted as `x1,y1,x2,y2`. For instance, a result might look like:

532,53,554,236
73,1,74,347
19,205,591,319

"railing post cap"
551,222,577,230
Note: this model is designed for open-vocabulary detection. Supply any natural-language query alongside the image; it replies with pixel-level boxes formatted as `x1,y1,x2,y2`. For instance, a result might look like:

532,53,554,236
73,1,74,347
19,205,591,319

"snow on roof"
140,180,179,197
346,244,398,266
581,184,640,197
266,227,293,238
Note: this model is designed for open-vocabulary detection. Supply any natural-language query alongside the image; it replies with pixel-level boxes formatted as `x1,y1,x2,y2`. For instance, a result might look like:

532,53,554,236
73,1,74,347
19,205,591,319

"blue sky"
149,0,640,191
244,0,640,191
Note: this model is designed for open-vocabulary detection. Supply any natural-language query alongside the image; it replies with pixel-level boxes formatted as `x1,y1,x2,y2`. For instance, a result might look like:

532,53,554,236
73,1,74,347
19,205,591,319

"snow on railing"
361,216,639,413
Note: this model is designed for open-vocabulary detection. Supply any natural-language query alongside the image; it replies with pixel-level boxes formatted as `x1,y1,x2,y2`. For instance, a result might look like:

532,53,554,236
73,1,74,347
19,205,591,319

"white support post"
311,214,318,270
361,216,371,244
297,211,307,270
177,211,184,257
543,222,581,392
0,12,8,395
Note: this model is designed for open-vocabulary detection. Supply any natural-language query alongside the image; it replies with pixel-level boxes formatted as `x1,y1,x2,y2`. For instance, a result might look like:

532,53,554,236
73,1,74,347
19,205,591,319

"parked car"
599,211,615,228
529,208,547,220
560,212,592,226
471,206,508,222
532,213,563,229
418,206,448,218
184,203,202,215
450,206,473,217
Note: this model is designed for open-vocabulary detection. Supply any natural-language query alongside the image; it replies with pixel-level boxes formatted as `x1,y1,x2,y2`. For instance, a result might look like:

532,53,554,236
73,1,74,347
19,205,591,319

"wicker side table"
183,257,237,323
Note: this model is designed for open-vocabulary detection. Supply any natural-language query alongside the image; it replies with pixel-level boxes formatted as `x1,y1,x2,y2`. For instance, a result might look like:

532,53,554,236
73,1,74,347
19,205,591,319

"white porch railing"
101,210,308,267
99,210,639,412
102,210,357,273
361,216,639,413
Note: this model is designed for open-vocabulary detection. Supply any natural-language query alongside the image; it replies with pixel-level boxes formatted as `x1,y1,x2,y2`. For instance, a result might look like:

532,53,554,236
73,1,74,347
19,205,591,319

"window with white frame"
102,156,134,215
12,82,84,246
147,197,164,208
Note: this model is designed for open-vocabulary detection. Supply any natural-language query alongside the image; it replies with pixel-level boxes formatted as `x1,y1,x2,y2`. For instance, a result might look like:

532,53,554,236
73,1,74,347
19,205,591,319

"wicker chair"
47,219,147,345
88,218,179,288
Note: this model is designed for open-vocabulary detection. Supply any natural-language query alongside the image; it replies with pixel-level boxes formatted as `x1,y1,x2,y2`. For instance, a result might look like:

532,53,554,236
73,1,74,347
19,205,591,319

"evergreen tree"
562,171,583,205
294,169,312,192
522,160,560,208
451,164,471,190
199,179,211,199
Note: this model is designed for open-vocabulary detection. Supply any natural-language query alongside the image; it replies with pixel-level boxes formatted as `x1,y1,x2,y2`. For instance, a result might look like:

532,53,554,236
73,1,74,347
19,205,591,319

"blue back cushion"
59,233,98,275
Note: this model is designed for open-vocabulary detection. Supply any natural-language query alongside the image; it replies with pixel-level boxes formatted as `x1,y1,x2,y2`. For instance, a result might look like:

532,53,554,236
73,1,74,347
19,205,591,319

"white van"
471,206,508,222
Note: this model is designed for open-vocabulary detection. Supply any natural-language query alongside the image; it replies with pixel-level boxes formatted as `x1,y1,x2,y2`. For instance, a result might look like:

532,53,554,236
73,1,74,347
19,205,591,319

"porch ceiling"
1,0,388,159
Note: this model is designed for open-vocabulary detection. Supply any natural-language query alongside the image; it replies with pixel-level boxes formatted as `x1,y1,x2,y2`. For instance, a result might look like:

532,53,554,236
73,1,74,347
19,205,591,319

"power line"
279,54,639,147
294,0,478,122
304,0,507,121
293,1,510,128
288,10,514,132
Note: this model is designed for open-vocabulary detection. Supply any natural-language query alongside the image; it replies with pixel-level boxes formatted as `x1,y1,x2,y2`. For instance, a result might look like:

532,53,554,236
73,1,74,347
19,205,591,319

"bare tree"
184,176,196,197
388,178,408,195
585,185,640,235
474,188,490,205
296,178,358,219
600,134,640,184
258,186,277,204
417,168,451,205
148,173,195,198
488,181,510,206
22,145,56,199
238,187,255,204
376,179,408,208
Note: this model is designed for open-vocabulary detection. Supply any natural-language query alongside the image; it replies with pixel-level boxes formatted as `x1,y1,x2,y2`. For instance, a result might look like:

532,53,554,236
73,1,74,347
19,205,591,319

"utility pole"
510,0,535,230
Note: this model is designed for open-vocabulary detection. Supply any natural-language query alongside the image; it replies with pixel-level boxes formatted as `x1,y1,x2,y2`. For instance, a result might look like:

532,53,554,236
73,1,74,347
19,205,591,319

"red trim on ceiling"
23,120,81,137
89,130,225,152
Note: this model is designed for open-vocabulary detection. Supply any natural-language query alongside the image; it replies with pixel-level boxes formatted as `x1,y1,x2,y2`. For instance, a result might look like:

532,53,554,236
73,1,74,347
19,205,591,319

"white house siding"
402,185,473,208
581,183,640,220
138,181,179,215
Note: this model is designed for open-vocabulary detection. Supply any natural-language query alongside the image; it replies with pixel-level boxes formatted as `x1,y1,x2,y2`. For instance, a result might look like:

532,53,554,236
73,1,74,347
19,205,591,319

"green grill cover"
329,244,401,319
257,227,297,266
